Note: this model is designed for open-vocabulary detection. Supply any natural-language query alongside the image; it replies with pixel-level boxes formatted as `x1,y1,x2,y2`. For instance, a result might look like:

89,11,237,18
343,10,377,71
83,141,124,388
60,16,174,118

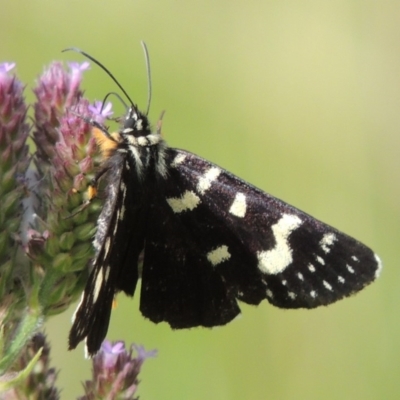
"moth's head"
122,106,151,137
63,43,154,141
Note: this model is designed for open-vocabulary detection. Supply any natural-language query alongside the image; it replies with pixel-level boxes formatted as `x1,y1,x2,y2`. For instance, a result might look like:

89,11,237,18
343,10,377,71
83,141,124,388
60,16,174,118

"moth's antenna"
102,92,129,110
141,41,152,116
62,47,136,108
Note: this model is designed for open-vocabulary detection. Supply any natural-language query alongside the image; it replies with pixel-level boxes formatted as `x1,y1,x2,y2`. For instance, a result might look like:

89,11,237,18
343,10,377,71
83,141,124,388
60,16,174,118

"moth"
65,45,382,356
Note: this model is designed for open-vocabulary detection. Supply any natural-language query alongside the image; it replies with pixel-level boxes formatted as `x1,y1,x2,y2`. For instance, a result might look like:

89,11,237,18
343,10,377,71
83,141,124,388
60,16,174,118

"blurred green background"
1,1,399,399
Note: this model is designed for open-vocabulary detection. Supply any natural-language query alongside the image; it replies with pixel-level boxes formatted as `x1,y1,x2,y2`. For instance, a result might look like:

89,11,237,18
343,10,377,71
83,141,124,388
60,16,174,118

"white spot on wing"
351,255,359,262
320,232,337,253
323,280,332,291
297,272,304,281
310,290,317,298
308,263,316,272
338,276,345,283
92,269,104,303
84,340,90,359
316,255,325,265
171,153,187,168
166,190,200,213
113,214,119,235
266,289,274,299
257,214,302,275
374,254,383,279
71,292,85,323
104,265,110,282
207,245,231,266
119,184,127,220
197,167,221,195
119,204,126,220
346,264,355,274
104,237,111,257
229,192,247,218
288,291,296,299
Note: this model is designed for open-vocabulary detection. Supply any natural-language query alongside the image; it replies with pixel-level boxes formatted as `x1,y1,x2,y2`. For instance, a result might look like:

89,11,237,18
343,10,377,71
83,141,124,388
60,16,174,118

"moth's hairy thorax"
118,124,169,181
117,114,168,181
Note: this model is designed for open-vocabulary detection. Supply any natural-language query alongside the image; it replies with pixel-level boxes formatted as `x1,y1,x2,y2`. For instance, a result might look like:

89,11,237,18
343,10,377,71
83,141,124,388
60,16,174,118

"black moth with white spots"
68,53,382,357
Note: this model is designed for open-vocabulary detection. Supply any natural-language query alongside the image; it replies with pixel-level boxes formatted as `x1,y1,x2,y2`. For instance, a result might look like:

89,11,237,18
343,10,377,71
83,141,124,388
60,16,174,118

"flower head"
1,333,60,400
33,61,89,162
0,61,30,320
79,341,157,400
26,61,109,315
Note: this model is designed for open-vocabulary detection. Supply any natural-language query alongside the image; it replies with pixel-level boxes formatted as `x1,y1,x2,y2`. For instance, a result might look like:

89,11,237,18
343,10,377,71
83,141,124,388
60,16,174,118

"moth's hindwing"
139,148,382,328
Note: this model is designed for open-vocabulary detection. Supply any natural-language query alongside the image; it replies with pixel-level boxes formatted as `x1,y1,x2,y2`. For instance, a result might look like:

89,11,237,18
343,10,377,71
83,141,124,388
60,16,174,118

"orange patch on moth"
87,184,98,201
92,127,120,159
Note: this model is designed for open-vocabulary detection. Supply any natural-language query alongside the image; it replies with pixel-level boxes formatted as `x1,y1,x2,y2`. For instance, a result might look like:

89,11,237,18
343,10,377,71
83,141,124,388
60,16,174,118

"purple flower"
101,340,126,369
79,340,156,400
89,100,113,123
0,62,16,74
68,61,90,73
67,62,90,103
133,344,158,363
